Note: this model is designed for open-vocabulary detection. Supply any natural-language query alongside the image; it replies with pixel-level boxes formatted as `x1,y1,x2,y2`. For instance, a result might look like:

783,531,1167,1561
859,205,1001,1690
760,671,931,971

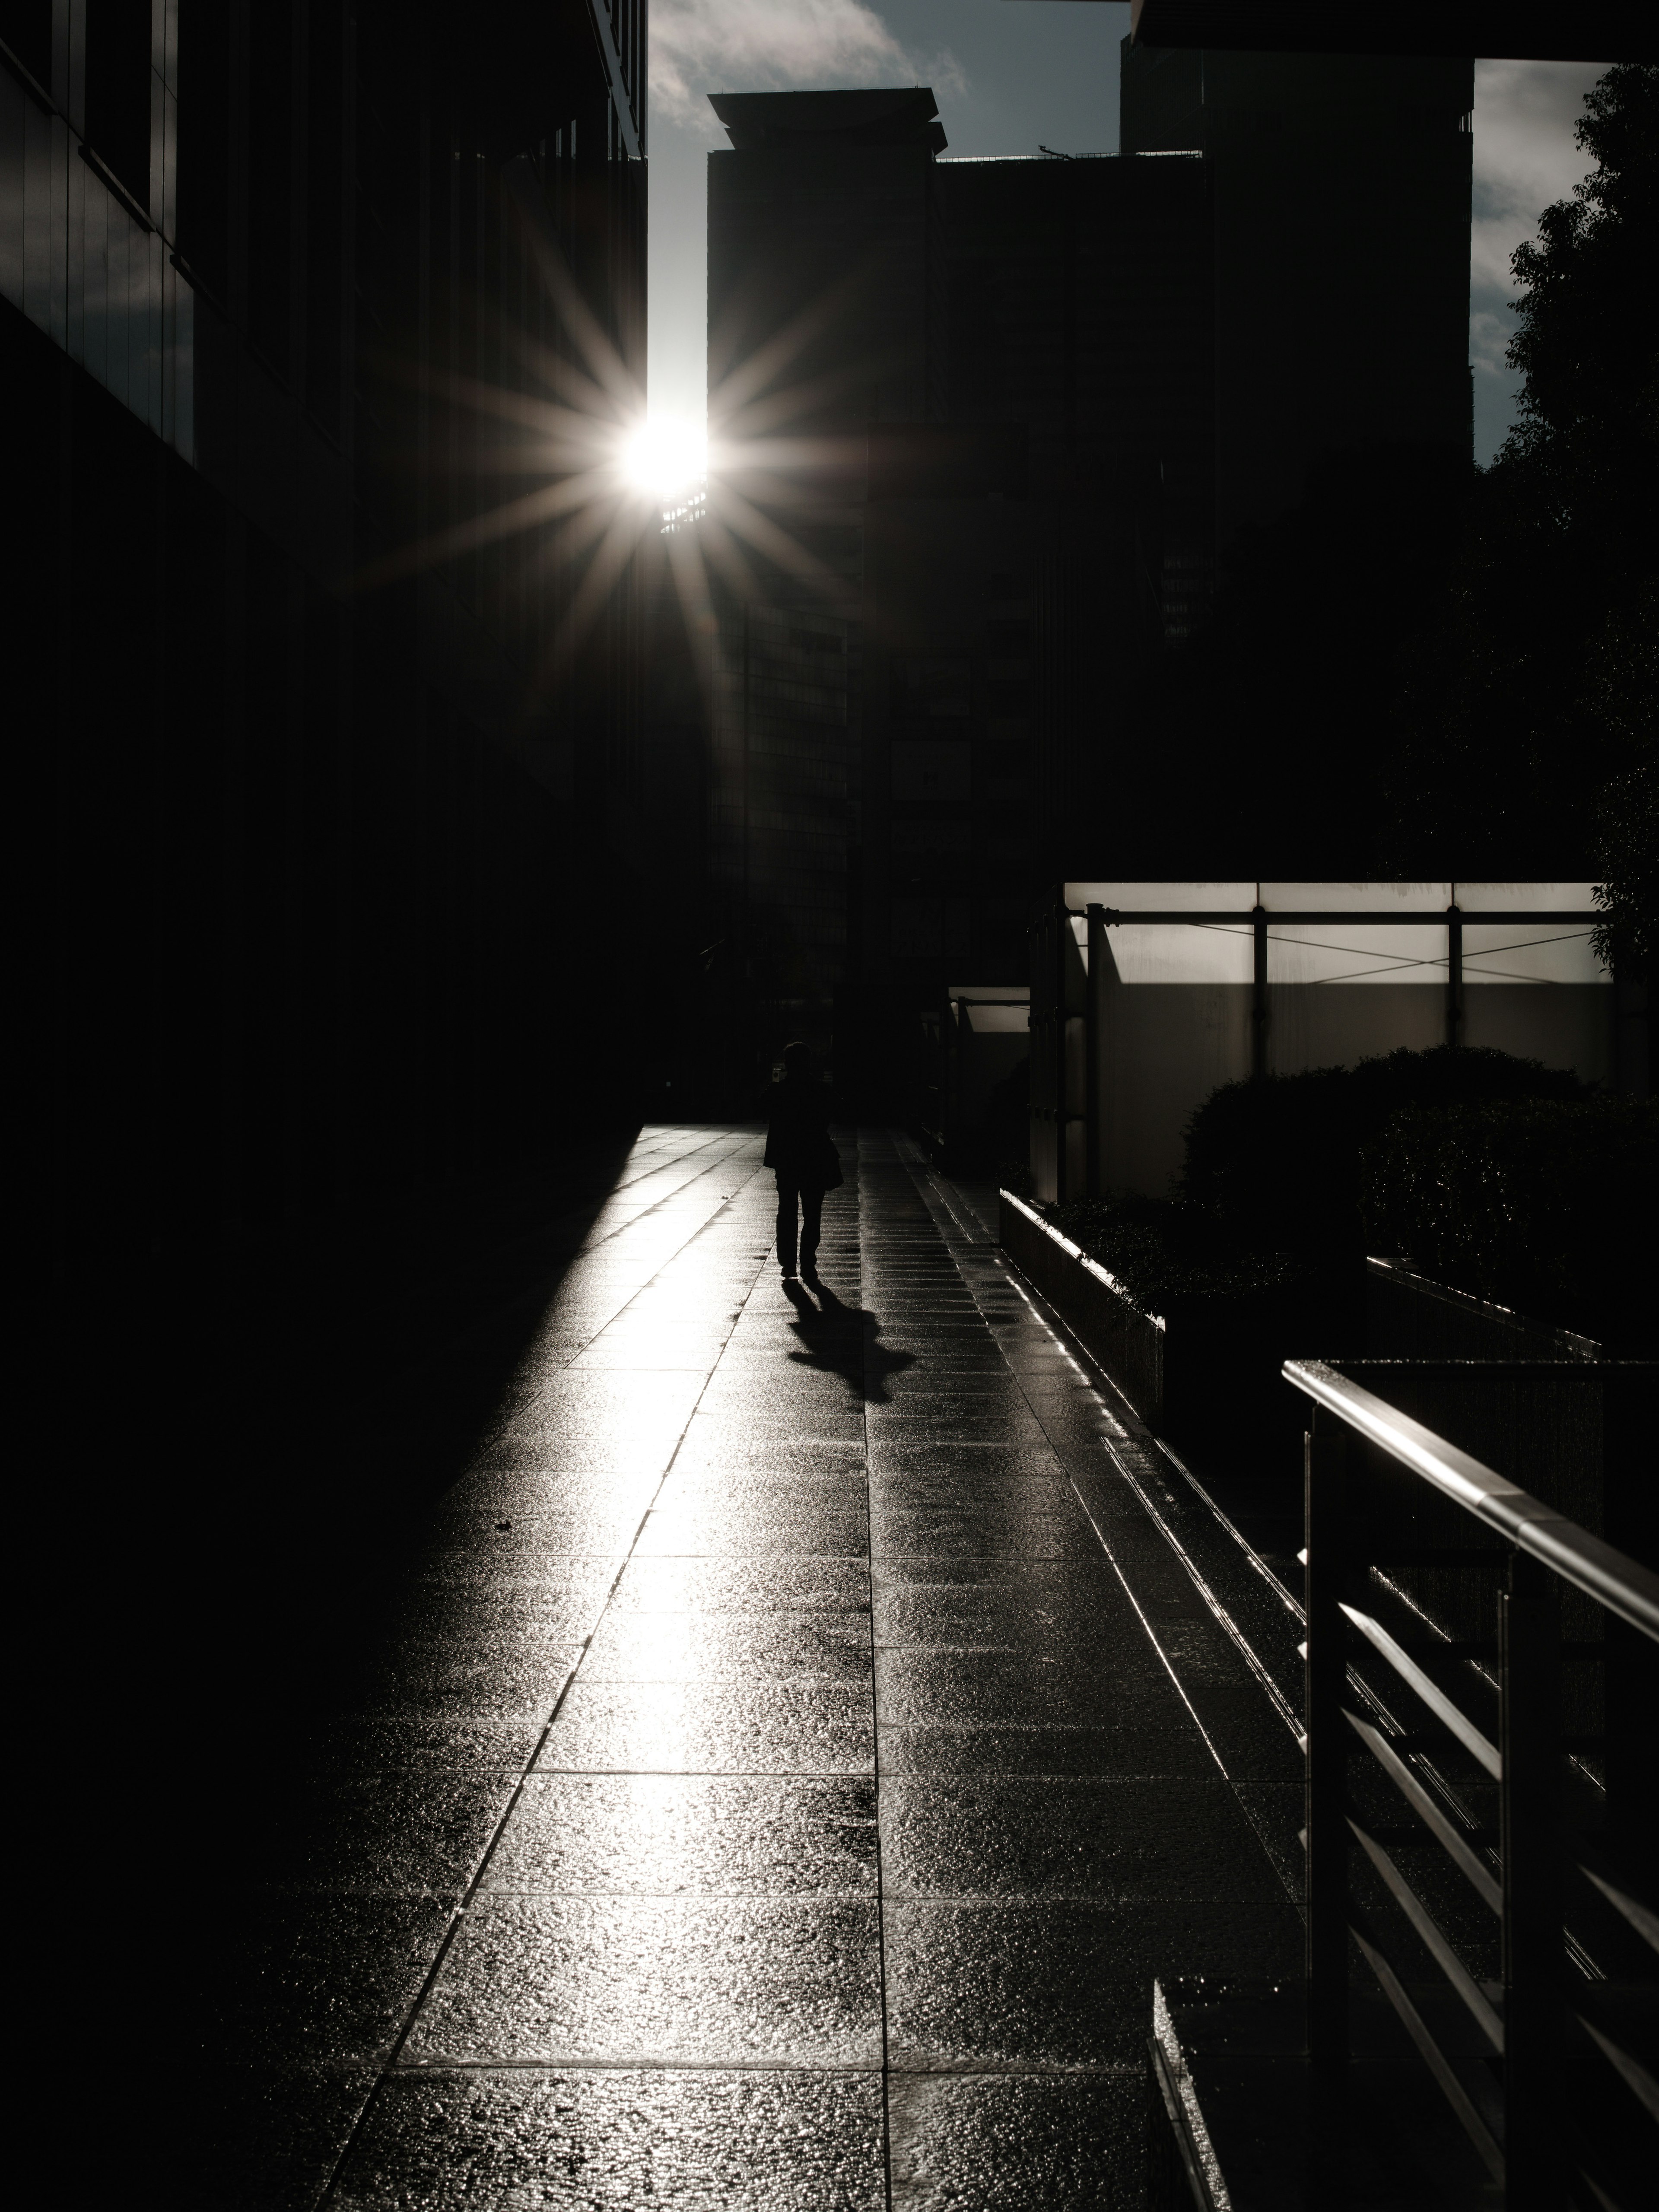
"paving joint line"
314,1136,779,2206
890,1145,1237,1775
857,1146,897,2212
897,1151,1311,1913
905,1153,1303,1736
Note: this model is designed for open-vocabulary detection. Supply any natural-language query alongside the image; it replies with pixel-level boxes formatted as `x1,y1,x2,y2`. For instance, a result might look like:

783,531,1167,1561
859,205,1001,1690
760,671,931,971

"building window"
892,897,972,960
894,659,972,719
85,0,154,213
892,740,971,801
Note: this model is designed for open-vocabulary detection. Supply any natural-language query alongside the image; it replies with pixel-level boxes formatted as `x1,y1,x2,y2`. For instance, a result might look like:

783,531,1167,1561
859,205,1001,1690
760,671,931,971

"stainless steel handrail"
1088,909,1599,926
1285,1358,1659,1642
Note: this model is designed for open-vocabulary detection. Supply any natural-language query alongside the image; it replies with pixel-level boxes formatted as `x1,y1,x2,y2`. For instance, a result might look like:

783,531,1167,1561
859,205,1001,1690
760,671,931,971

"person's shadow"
783,1278,915,1405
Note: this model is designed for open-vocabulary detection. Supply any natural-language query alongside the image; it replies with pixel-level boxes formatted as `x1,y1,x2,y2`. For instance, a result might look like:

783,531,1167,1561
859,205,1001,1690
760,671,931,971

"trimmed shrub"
1048,1194,1317,1318
1043,1048,1640,1354
1042,1193,1355,1452
1180,1046,1589,1256
1363,1096,1659,1350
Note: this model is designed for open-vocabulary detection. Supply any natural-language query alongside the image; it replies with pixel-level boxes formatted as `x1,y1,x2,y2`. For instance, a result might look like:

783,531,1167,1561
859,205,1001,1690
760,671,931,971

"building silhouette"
696,50,1478,1103
698,90,945,1090
1120,39,1474,544
698,88,1213,1102
707,86,947,441
934,151,1214,861
7,2,648,1317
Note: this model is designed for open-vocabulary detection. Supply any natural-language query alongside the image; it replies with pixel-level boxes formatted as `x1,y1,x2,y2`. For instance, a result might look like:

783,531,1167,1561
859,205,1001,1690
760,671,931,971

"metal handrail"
1084,908,1601,926
1285,1358,1659,1643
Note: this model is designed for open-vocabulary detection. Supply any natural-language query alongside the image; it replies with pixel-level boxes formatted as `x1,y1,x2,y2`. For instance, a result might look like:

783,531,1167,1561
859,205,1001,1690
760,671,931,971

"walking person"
763,1041,842,1280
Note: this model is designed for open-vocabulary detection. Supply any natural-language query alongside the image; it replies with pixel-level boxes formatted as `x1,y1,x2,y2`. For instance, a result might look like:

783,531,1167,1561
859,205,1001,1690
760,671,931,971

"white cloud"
1471,57,1605,296
1468,305,1514,379
650,0,962,135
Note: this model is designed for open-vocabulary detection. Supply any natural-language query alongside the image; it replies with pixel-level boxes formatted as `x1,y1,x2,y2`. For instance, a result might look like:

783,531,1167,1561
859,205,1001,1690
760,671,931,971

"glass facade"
15,3,650,1286
1,16,194,457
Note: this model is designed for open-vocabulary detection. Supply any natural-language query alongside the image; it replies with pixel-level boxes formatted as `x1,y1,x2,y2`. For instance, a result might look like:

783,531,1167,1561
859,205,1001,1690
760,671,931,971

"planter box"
1363,1255,1600,1360
1146,1977,1503,2210
998,1189,1166,1424
998,1190,1350,1451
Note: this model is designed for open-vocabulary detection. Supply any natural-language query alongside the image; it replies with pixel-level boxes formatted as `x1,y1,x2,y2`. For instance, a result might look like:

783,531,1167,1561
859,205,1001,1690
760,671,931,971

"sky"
644,1,1611,467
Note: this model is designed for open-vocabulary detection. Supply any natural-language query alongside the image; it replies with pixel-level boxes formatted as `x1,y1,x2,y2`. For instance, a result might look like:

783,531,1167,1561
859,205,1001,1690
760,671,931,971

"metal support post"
1251,902,1268,1080
943,994,956,1153
1446,900,1463,1049
1304,1418,1350,2172
1054,892,1070,1202
1085,903,1104,1195
1500,1551,1564,2210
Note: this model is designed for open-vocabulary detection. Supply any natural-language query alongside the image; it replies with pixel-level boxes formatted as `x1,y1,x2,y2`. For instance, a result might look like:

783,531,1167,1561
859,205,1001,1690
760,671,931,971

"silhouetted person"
763,1041,841,1279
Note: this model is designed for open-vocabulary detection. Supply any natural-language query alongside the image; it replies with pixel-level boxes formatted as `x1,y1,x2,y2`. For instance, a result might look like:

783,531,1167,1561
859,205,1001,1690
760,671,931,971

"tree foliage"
1508,64,1659,451
1383,63,1658,890
1364,1096,1659,1349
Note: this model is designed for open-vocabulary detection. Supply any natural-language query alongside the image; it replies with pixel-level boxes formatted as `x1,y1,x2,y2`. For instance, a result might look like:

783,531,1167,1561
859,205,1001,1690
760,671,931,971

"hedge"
1046,1193,1318,1317
1363,1096,1659,1351
1179,1046,1588,1257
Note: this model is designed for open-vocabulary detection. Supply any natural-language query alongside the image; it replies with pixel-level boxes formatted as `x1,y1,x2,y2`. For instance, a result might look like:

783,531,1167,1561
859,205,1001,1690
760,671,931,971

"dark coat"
763,1075,840,1187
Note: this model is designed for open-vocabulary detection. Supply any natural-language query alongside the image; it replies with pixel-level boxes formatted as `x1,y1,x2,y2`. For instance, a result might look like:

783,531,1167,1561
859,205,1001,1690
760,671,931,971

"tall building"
934,152,1214,865
1120,40,1474,543
699,88,950,1087
7,2,648,1307
706,86,947,442
697,51,1475,1103
699,89,1213,1100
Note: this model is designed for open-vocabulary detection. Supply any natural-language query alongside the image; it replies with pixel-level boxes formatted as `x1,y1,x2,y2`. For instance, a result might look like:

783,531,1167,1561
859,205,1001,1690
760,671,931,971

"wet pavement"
203,1126,1302,2209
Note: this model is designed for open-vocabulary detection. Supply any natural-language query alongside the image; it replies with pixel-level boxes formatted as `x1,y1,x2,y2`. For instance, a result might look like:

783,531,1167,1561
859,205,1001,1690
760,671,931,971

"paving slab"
198,1123,1296,2206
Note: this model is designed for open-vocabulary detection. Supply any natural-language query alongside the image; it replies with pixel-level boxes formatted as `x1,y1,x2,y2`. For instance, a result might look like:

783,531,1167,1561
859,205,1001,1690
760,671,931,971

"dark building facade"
1126,0,1654,64
1120,39,1475,543
698,90,949,1090
696,52,1478,1107
698,89,1215,1104
936,152,1215,865
706,86,947,442
7,3,648,1316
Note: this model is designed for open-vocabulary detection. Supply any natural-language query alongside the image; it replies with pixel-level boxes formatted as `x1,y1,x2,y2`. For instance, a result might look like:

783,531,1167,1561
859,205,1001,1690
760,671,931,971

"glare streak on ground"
207,1123,1300,2208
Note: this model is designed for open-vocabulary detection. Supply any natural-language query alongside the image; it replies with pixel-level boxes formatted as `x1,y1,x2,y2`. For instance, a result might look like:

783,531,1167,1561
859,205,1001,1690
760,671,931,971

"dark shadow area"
172,1129,646,1721
161,1125,687,2202
1101,440,1474,878
783,1277,915,1404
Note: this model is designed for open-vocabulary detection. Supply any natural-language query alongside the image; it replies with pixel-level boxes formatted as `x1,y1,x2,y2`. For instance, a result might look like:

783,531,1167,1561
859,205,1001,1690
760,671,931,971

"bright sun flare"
621,415,707,500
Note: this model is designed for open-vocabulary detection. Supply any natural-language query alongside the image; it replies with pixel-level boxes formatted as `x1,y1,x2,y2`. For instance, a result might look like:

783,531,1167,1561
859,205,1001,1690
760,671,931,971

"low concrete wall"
998,1189,1166,1427
998,1189,1365,1453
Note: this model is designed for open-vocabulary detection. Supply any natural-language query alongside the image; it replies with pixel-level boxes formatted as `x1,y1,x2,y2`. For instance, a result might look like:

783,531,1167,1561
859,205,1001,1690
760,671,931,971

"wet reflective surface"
199,1127,1298,2207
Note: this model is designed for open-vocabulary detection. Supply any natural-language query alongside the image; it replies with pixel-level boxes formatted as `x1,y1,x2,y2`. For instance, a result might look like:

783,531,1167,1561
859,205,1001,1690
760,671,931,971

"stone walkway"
208,1125,1302,2209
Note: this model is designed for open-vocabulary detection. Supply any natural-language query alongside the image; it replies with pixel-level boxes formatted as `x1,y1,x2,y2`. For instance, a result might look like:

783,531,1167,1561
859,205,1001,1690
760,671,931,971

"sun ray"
705,482,853,603
693,514,772,613
525,500,652,702
351,470,628,591
501,157,641,415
